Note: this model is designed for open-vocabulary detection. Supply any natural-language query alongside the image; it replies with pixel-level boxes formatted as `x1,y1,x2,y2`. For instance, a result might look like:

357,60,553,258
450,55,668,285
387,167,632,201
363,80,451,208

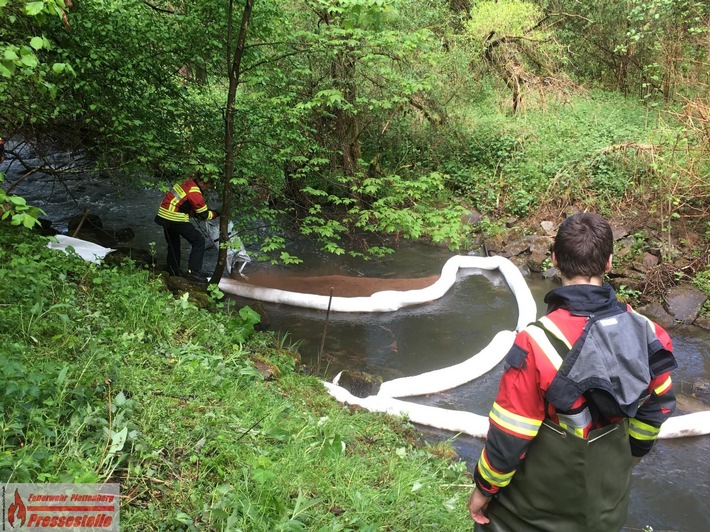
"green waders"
479,420,632,532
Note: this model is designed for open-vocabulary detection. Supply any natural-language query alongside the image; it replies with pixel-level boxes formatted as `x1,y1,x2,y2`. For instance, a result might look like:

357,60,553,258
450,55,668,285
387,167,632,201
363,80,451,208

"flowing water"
8,167,710,531
239,246,710,532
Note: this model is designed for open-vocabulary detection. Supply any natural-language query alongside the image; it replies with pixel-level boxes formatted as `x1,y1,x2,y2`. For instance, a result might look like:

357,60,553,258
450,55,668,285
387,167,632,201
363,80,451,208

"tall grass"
0,224,472,530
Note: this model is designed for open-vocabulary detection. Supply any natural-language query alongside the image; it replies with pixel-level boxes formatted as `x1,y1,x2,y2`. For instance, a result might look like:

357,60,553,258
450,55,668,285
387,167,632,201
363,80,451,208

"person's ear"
551,252,558,268
605,254,613,273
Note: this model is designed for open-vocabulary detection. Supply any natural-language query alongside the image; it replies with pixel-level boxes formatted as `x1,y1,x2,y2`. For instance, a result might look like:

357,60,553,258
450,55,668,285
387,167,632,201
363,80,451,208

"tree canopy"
1,0,708,279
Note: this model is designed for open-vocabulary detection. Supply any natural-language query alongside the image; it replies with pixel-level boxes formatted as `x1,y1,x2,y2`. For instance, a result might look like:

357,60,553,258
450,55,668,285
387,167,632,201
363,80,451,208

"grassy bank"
0,223,472,530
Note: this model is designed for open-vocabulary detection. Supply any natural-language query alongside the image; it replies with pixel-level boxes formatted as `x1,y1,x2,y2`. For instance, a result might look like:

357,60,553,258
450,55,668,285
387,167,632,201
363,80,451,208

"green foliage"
0,0,71,81
436,92,665,216
0,176,44,227
0,223,473,530
1,0,707,266
467,0,546,50
543,0,708,99
616,284,642,304
692,251,710,316
0,223,260,483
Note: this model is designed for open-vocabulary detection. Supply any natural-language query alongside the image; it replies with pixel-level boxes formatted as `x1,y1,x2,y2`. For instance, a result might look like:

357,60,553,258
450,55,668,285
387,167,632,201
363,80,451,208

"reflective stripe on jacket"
156,179,215,223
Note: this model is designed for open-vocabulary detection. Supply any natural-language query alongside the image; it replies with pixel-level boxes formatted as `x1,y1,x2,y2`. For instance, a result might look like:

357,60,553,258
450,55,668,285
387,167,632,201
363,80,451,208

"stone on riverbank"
664,285,708,324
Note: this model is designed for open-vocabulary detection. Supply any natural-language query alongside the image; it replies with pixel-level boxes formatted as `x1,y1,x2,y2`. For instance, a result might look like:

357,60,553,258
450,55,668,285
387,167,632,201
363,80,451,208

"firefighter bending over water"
154,174,220,283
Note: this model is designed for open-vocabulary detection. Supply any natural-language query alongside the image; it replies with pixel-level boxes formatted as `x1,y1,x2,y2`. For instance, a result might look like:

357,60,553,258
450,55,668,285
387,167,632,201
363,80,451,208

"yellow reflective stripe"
557,420,584,438
490,402,542,438
629,418,660,441
654,375,672,396
477,453,515,488
526,325,563,370
195,205,208,214
537,316,572,349
157,207,189,222
187,186,201,194
173,184,187,198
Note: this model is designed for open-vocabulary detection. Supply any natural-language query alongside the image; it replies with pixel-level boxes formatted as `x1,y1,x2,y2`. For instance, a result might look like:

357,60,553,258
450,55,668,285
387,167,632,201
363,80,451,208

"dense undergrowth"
0,223,472,530
375,90,710,313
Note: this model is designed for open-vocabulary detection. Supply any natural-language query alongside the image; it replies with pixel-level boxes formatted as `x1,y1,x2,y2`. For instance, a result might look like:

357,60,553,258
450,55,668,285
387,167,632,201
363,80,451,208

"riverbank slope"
0,223,472,530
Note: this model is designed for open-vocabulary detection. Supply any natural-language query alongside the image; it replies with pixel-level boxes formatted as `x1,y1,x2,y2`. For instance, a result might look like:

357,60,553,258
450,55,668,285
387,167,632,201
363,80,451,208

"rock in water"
337,370,383,398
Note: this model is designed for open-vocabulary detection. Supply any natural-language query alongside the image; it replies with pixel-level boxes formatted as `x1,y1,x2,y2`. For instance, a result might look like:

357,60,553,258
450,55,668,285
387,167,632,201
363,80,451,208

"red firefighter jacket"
474,284,676,497
156,178,217,223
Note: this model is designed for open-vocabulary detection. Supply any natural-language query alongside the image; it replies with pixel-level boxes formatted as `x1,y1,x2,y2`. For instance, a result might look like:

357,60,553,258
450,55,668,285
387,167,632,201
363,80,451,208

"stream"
7,167,710,531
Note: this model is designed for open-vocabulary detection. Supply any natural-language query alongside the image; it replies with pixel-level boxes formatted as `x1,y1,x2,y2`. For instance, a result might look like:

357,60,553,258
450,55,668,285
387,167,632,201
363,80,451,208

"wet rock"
68,213,103,231
501,235,553,259
34,217,59,236
527,253,548,272
251,355,280,380
688,381,710,406
615,237,634,259
694,315,710,331
529,235,554,256
336,370,382,398
664,285,708,324
540,220,556,236
636,301,678,330
113,227,136,241
104,246,156,269
542,266,560,281
66,213,135,247
500,239,529,258
612,226,630,241
461,209,482,226
514,260,531,277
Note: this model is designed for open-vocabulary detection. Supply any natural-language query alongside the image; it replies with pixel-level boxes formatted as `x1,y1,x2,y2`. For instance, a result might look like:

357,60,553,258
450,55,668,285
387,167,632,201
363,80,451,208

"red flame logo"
7,489,27,527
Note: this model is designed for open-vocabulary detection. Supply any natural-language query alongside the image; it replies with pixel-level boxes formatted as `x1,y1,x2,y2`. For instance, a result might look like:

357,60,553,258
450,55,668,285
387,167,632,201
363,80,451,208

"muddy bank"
481,215,709,330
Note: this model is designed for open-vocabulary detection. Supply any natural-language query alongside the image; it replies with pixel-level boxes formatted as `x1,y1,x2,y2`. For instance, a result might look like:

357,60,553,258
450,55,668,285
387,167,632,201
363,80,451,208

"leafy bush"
0,223,260,483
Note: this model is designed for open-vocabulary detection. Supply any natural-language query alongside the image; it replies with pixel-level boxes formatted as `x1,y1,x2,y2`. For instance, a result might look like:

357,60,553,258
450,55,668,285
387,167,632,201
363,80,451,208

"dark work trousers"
161,221,206,276
480,420,632,532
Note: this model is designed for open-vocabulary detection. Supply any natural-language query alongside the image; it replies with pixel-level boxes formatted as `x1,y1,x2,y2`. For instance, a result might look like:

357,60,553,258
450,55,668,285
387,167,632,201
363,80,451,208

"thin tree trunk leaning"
212,0,254,284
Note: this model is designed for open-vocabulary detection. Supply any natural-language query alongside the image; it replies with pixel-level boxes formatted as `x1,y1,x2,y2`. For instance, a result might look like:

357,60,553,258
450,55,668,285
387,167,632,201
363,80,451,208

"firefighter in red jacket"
154,174,220,282
468,213,676,531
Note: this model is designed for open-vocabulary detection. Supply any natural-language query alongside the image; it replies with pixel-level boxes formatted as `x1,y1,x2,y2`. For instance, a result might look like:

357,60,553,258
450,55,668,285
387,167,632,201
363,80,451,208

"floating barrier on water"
222,254,708,440
46,240,710,440
218,255,536,328
47,235,115,263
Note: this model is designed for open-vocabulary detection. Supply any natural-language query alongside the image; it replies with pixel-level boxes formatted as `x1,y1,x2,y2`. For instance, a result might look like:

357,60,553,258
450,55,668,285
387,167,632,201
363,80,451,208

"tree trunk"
332,51,360,177
484,35,524,114
211,0,253,284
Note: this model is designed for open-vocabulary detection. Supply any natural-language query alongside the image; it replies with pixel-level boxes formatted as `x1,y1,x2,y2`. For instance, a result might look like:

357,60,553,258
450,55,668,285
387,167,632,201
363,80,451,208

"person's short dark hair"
552,213,613,279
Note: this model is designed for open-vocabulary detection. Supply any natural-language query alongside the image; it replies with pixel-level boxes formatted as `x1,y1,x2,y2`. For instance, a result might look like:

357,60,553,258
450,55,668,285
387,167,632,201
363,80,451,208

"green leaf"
25,1,45,16
30,37,44,50
20,53,39,68
114,391,127,407
52,62,66,74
